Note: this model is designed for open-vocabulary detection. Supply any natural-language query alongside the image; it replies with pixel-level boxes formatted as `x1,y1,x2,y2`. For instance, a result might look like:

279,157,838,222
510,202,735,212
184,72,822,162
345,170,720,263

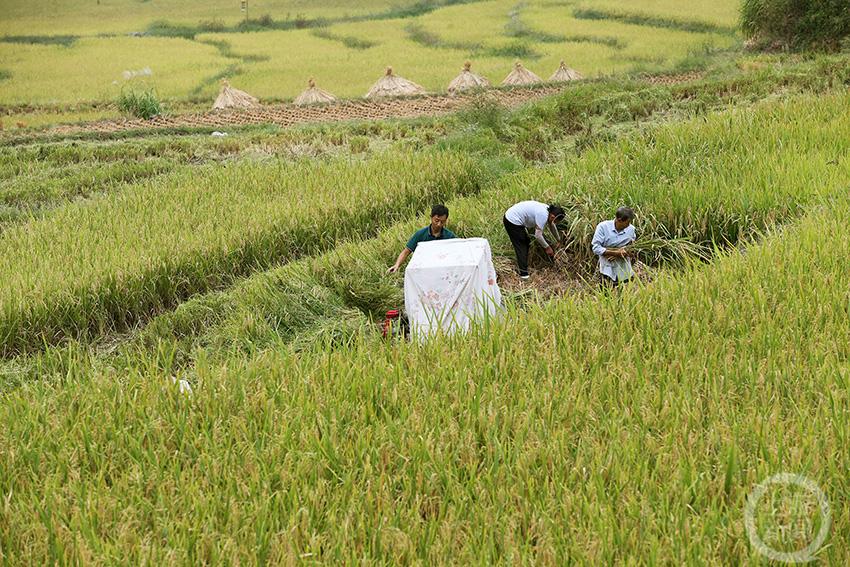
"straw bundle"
212,79,259,110
447,61,490,94
365,67,426,98
294,78,337,106
549,60,583,82
501,61,542,86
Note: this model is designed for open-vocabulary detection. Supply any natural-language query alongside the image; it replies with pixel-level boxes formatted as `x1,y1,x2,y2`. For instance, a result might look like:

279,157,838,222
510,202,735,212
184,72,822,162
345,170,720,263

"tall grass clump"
117,87,162,120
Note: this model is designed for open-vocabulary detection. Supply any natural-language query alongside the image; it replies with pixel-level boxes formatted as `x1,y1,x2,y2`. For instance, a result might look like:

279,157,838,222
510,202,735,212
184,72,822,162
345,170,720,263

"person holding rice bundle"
592,206,637,288
503,201,565,279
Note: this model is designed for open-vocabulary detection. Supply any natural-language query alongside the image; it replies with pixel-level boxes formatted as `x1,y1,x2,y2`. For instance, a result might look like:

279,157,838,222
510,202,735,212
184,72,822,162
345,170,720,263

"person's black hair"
431,204,449,217
547,203,565,222
615,206,635,222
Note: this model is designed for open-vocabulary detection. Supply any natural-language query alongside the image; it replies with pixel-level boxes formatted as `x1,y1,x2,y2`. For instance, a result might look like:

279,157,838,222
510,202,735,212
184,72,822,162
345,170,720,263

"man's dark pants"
600,274,632,289
503,216,530,277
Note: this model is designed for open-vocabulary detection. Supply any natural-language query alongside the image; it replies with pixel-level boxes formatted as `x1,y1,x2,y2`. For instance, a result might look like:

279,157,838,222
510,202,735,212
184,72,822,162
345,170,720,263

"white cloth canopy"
404,238,502,340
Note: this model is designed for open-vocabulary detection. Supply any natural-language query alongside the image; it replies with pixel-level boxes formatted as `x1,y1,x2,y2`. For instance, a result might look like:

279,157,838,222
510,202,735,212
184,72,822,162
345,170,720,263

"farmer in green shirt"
387,204,456,273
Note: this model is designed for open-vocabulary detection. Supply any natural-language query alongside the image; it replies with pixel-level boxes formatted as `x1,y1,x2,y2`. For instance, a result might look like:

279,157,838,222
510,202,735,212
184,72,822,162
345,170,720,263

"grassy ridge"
0,189,847,562
0,151,498,356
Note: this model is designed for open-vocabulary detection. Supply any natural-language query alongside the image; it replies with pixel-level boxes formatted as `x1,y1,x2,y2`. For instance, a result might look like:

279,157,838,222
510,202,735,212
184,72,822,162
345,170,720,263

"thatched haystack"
212,79,259,110
294,78,337,106
365,67,425,99
501,61,542,86
447,61,490,94
549,60,583,82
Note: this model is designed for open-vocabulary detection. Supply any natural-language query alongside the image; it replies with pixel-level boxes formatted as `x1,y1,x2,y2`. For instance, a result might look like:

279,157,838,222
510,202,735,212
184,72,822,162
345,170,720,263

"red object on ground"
381,310,401,338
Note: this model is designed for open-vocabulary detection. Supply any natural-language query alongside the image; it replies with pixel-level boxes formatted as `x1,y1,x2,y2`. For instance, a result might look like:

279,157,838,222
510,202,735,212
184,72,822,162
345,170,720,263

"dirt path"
4,72,703,141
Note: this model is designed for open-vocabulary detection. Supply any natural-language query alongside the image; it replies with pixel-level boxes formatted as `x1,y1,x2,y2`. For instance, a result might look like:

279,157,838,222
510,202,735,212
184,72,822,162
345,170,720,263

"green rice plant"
0,151,494,356
0,0,431,36
0,158,177,219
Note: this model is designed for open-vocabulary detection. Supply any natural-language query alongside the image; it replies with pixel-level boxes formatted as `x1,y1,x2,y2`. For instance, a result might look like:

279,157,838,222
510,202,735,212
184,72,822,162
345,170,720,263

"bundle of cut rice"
549,60,583,82
365,67,426,98
447,61,490,94
501,61,541,86
212,79,259,110
294,78,337,106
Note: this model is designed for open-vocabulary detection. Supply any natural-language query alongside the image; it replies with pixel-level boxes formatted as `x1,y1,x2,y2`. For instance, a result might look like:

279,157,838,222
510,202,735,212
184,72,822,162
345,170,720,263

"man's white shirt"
505,200,560,248
591,219,636,281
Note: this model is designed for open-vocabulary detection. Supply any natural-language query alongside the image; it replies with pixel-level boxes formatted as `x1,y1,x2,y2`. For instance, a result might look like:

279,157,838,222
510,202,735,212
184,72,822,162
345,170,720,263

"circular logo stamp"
744,472,831,563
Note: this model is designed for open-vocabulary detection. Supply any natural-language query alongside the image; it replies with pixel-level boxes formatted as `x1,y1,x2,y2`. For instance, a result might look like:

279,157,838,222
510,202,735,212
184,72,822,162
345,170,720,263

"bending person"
387,204,456,273
591,206,637,288
503,201,565,279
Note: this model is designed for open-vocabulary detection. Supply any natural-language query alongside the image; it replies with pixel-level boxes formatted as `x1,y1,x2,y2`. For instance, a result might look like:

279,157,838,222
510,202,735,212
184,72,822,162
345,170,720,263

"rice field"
0,37,229,105
1,0,849,560
0,151,491,355
0,0,425,36
0,86,848,561
0,0,740,109
111,88,850,370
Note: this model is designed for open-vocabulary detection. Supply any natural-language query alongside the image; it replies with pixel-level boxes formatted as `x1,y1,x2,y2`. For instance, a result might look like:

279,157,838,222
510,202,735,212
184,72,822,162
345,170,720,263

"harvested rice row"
0,150,497,356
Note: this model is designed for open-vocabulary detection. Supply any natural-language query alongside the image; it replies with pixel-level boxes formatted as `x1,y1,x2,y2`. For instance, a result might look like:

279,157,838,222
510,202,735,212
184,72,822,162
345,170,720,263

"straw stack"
500,61,542,86
294,78,337,106
447,61,490,94
212,79,260,110
365,67,426,98
549,60,583,82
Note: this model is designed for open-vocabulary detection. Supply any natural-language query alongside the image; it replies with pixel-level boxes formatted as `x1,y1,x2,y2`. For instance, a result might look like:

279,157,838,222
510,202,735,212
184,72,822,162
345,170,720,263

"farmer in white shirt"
591,207,637,287
503,201,565,279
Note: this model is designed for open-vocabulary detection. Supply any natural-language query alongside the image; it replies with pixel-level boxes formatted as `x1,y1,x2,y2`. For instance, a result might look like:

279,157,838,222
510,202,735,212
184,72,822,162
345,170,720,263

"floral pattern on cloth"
404,238,503,340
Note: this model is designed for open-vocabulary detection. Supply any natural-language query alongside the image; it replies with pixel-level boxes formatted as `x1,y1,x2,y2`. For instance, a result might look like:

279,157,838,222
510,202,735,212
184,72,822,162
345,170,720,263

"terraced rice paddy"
0,0,738,115
1,0,849,562
1,82,850,560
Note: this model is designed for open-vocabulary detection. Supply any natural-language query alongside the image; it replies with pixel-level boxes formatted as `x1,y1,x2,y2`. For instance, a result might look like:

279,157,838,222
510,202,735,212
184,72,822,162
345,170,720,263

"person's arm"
387,247,412,273
592,225,626,258
534,227,554,257
603,248,627,258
